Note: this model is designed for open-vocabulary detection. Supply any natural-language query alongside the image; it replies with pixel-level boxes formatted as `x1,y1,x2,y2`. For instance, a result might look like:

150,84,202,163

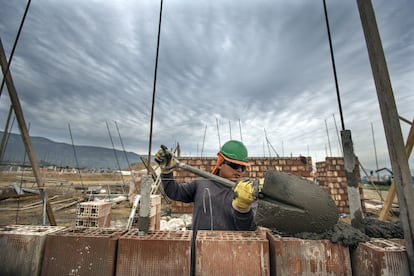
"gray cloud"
0,0,413,173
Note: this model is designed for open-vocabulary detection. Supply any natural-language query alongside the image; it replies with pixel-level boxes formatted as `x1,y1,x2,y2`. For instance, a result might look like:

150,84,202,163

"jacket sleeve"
232,208,257,231
161,172,196,203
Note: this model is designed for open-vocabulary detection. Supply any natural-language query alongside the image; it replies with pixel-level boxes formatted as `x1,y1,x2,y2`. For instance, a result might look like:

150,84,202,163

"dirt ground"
0,171,400,229
0,172,136,227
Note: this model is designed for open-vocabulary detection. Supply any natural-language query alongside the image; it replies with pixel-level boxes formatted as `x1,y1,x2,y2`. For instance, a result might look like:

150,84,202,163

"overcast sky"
0,0,413,173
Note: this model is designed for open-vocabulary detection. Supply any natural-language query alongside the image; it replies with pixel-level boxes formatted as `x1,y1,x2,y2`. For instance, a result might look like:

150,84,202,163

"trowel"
159,147,339,234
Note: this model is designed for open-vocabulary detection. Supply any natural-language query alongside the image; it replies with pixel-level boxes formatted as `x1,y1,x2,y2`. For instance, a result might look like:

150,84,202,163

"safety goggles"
223,160,246,172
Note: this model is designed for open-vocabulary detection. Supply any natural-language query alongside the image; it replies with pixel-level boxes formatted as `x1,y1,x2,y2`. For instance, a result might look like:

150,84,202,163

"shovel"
159,146,339,234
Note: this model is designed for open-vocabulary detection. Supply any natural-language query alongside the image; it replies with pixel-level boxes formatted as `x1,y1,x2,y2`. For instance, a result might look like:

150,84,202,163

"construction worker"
155,140,257,231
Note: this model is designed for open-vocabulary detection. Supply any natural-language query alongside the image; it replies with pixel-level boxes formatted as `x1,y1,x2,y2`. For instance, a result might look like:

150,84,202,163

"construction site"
1,0,414,275
0,152,412,275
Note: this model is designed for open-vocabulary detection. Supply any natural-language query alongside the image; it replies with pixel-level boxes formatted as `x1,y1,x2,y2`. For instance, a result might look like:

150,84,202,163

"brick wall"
173,156,313,182
316,157,365,214
170,156,313,213
168,156,363,216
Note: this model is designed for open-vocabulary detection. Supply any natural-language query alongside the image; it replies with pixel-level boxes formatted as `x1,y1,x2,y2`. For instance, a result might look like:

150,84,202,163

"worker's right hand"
154,146,176,174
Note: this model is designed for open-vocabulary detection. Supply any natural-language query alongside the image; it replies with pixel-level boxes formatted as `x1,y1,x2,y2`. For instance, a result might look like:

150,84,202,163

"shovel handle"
159,145,236,189
174,161,235,189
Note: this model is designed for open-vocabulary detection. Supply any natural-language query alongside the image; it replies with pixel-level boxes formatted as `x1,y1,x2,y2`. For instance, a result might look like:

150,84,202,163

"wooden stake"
0,39,56,225
356,0,414,273
379,118,414,220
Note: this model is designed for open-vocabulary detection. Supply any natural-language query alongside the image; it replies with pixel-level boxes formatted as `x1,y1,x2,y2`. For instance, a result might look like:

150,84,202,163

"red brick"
196,230,269,276
116,230,192,275
41,227,125,276
0,225,66,276
267,233,351,275
76,201,111,218
351,238,409,275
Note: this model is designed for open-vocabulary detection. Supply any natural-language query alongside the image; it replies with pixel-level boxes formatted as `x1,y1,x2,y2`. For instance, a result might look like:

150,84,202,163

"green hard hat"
220,140,248,162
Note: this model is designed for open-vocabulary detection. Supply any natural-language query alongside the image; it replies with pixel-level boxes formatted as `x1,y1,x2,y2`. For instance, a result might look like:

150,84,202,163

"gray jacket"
161,172,256,231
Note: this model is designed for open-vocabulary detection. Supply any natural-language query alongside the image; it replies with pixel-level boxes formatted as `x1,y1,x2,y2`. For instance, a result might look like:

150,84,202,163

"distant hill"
0,132,143,170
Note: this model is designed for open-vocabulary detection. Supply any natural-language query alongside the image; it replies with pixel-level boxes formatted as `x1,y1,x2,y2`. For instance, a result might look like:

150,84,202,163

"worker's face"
219,160,247,182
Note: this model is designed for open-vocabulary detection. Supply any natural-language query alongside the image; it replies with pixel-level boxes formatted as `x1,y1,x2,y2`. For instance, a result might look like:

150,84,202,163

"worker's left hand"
232,178,258,213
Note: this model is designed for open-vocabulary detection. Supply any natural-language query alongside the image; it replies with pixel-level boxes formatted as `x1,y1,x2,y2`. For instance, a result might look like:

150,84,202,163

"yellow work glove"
232,178,258,213
154,146,176,174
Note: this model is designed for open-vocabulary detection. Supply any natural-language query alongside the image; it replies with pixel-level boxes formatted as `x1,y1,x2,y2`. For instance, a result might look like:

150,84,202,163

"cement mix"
270,217,403,248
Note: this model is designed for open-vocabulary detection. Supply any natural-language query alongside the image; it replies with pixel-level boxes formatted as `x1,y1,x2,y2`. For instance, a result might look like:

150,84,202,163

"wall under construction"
0,225,408,275
316,157,365,214
170,156,362,216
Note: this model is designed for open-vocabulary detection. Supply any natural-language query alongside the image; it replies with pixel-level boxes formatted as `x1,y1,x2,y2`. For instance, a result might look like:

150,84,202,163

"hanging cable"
322,0,345,130
0,0,32,99
203,188,214,230
147,0,164,173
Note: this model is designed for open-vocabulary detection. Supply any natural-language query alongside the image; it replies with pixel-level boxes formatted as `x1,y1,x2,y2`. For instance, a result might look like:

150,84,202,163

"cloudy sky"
0,0,413,173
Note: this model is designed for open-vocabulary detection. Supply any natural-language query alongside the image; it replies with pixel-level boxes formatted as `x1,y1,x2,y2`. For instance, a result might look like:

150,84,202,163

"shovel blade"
255,170,338,234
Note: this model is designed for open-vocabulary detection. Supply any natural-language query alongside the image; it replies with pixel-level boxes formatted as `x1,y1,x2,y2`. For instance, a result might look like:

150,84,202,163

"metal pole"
68,123,84,189
106,122,126,188
324,119,332,157
322,0,364,227
238,118,243,142
216,118,221,149
333,113,343,155
201,125,207,157
370,122,380,180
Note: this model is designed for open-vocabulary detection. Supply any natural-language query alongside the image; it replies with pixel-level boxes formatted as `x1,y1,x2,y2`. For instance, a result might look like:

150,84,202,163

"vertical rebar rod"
322,0,345,130
147,0,164,174
333,113,343,155
371,122,380,180
216,118,221,149
68,123,84,189
324,119,332,156
106,121,126,189
114,121,132,170
201,125,207,157
238,119,243,142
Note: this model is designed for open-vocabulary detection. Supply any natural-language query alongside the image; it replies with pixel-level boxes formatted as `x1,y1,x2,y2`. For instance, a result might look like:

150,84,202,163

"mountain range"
0,132,143,170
